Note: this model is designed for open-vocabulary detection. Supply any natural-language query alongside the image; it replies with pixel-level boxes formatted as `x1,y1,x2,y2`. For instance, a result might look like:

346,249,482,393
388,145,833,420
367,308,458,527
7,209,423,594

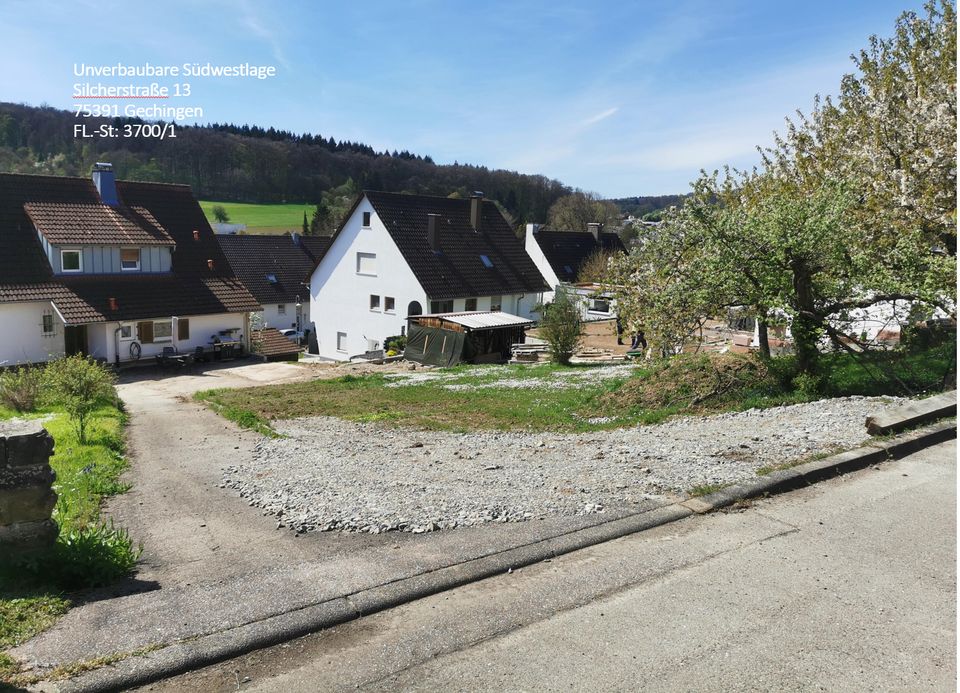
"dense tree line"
608,194,687,218
0,102,571,223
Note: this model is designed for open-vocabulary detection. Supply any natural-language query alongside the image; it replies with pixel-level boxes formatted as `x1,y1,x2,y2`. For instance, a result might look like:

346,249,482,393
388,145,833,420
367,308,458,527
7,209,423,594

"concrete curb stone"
51,418,957,693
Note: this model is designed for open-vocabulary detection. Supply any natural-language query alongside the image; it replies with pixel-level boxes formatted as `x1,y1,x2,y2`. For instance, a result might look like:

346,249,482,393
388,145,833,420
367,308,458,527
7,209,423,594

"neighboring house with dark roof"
0,164,260,366
525,222,626,298
217,232,330,333
308,191,549,360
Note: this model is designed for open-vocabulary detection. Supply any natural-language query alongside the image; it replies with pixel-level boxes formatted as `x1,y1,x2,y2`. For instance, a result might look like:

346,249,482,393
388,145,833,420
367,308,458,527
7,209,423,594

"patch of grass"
1,404,139,684
197,367,636,433
756,445,850,476
198,200,316,232
194,389,280,437
688,483,729,497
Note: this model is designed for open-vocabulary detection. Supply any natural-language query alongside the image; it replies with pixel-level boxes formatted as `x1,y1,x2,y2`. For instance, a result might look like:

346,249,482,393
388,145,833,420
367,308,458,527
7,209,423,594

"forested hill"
0,102,570,223
610,194,688,218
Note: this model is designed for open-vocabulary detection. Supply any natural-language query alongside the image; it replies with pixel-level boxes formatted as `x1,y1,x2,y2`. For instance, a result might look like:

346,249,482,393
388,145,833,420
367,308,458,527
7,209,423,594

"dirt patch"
601,352,771,411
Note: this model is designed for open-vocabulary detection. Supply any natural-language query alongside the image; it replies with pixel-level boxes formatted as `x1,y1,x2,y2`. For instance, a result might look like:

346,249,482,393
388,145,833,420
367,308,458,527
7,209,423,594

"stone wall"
0,419,58,552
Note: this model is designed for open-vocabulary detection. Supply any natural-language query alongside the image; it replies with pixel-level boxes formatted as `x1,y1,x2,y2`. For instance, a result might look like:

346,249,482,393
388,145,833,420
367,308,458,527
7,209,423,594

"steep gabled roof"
0,172,260,322
217,233,324,305
531,229,626,283
363,191,548,300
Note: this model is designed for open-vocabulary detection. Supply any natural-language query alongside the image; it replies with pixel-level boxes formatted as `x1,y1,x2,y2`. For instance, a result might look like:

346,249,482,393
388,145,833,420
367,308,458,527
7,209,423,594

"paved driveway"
107,360,389,585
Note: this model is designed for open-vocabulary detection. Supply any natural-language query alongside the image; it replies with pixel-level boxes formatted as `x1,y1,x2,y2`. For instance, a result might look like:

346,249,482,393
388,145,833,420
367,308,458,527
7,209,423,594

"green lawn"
199,200,316,233
196,340,956,436
0,404,136,686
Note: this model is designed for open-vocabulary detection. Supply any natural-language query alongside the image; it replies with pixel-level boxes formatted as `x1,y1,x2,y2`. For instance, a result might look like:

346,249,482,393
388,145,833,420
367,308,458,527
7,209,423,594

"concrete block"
5,427,55,467
0,518,58,550
0,464,55,490
866,390,957,435
0,485,58,524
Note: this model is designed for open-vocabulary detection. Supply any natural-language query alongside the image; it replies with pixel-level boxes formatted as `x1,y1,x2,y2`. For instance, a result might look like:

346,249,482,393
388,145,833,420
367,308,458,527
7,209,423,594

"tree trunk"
791,263,819,377
757,314,771,360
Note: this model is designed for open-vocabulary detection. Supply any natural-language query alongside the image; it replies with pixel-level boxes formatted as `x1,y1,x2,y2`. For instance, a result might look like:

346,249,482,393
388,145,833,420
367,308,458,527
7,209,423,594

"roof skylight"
480,254,494,268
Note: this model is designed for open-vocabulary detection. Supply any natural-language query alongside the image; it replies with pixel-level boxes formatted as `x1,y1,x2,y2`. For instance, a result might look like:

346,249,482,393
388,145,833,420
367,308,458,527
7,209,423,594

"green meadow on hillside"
199,201,317,234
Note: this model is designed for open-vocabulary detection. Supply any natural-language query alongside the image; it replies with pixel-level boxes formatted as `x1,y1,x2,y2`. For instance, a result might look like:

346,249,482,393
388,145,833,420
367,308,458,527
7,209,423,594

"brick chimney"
587,222,602,242
470,192,483,231
427,214,441,252
92,163,118,206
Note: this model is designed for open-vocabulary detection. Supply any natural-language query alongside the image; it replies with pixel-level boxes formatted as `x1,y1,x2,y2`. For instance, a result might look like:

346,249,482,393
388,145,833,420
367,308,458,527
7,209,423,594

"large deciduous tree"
607,1,956,379
547,192,621,231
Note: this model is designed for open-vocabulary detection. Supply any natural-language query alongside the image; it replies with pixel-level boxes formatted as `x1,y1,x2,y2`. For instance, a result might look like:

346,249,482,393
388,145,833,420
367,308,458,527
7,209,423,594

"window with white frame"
61,249,82,272
41,313,55,336
336,331,347,352
490,295,502,311
278,304,286,315
362,211,371,227
356,252,377,275
384,296,395,313
589,298,611,314
119,324,134,340
121,248,140,271
153,320,173,342
370,294,381,311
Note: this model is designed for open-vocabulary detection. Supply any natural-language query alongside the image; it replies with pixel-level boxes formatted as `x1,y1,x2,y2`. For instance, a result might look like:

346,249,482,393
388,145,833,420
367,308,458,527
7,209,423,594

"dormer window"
121,248,140,271
61,249,82,272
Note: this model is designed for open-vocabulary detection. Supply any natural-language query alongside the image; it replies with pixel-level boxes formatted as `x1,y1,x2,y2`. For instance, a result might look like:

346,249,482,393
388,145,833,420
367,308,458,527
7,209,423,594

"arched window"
407,301,423,316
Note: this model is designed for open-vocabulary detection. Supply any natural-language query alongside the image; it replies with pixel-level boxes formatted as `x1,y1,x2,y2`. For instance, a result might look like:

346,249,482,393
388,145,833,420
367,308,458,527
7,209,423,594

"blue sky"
0,0,927,197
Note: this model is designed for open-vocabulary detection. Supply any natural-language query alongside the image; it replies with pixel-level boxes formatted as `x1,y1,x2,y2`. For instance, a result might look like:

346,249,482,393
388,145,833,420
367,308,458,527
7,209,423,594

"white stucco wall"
88,312,247,364
257,302,309,332
0,302,65,365
310,198,426,360
525,224,559,306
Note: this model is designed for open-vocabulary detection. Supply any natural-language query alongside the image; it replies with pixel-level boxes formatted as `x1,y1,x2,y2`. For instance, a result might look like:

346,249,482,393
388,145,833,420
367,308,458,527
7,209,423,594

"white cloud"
581,107,619,127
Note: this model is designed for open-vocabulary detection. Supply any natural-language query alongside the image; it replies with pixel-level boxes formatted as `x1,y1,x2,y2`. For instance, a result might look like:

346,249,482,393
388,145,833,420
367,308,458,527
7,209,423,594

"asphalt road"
140,439,956,693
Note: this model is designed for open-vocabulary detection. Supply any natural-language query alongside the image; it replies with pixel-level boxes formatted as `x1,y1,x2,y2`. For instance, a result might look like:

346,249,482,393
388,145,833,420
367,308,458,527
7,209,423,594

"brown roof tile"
0,172,260,323
24,202,174,246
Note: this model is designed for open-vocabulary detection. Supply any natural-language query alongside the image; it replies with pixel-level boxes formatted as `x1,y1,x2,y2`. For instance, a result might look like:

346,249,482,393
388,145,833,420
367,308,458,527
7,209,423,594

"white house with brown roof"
308,191,548,360
0,164,260,366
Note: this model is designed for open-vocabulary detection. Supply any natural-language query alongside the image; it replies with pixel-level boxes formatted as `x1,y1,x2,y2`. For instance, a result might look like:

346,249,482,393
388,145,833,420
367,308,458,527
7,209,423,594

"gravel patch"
221,396,902,535
387,364,637,391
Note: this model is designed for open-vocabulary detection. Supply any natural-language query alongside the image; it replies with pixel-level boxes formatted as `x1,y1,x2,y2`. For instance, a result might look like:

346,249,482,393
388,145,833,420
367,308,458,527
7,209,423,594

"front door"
64,325,87,356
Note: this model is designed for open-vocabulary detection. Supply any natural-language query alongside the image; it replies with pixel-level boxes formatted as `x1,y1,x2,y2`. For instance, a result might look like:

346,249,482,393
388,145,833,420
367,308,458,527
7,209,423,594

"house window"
356,252,377,276
121,248,140,271
153,320,173,342
41,313,54,335
430,300,453,314
278,304,286,315
370,294,381,311
465,298,478,311
119,324,134,340
362,212,371,227
336,331,347,352
384,296,395,313
490,295,502,312
177,318,190,340
589,298,611,314
61,249,82,272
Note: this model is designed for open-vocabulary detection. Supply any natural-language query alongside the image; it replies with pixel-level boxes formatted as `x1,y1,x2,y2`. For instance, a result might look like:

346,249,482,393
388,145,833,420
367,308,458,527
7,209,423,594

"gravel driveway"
222,395,902,534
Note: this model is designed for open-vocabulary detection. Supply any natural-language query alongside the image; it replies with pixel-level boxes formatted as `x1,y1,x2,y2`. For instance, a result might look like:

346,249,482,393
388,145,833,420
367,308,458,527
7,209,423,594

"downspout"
113,323,122,366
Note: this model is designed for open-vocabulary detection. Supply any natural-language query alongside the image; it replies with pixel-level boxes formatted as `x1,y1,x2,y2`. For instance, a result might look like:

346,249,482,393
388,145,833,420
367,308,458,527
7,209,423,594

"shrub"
539,291,582,365
384,335,407,353
44,356,116,443
0,522,141,592
0,366,43,412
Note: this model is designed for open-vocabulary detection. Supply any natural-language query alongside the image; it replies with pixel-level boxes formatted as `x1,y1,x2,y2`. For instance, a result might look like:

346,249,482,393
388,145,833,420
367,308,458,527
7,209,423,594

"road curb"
55,420,956,692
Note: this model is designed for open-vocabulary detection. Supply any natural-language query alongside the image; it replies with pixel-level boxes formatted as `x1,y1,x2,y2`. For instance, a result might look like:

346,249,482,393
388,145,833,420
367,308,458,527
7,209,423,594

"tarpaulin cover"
404,324,471,366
